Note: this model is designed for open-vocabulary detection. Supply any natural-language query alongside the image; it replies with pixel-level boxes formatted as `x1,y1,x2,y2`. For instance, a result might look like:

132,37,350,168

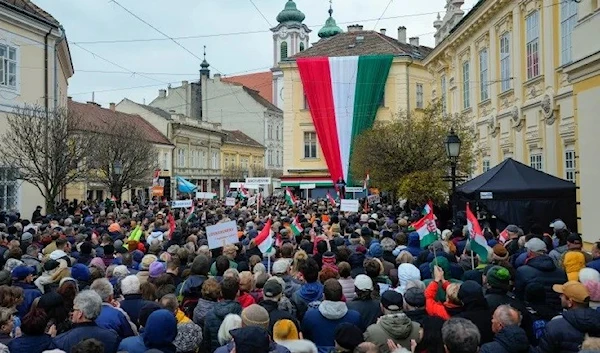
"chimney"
182,80,189,86
409,36,420,46
86,101,100,107
347,24,364,33
109,103,115,111
158,89,166,98
380,28,386,35
398,26,407,43
214,73,221,80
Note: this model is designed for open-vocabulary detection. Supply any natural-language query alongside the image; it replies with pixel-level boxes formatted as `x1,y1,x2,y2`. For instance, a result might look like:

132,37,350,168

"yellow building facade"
280,27,432,190
565,0,600,241
221,130,266,185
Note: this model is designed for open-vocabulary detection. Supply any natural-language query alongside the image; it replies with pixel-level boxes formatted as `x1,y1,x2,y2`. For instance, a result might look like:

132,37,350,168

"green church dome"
276,0,305,23
318,8,343,38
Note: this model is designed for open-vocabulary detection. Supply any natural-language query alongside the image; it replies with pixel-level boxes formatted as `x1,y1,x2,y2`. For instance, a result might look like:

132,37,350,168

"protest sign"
206,221,238,249
340,199,360,212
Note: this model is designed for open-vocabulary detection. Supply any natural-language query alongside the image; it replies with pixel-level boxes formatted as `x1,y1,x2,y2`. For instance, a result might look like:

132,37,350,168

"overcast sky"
34,0,478,107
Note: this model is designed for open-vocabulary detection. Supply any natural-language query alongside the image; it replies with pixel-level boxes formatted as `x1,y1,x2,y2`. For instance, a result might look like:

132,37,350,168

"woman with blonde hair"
291,250,308,279
217,314,242,346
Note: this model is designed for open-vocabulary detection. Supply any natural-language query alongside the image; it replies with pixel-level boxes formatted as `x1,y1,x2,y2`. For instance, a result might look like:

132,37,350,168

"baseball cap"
525,238,547,253
403,287,425,308
505,225,522,234
272,259,289,275
11,265,34,280
381,290,403,312
553,281,590,304
567,233,583,244
354,274,373,291
263,280,283,298
550,219,567,231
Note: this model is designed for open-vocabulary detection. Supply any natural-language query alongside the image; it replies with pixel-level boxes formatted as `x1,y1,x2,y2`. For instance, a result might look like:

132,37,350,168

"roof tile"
1,0,60,26
223,130,264,148
222,71,273,104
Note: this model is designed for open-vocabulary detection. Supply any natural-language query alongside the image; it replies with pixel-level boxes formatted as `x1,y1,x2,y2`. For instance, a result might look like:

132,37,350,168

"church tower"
271,0,311,109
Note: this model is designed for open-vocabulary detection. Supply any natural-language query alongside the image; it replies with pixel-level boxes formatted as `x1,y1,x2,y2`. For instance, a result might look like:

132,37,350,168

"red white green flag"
466,203,490,262
422,200,434,216
255,219,273,254
412,212,439,249
291,216,303,236
285,188,296,206
297,55,393,183
185,204,195,222
240,185,249,199
326,192,336,206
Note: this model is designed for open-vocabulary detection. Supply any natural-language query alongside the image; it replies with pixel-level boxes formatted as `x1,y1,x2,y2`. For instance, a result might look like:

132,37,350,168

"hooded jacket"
456,280,494,344
364,313,421,353
338,277,356,301
396,263,420,294
479,325,532,353
7,334,55,353
406,233,423,257
147,230,164,244
281,274,302,299
192,298,217,328
347,296,382,331
514,255,567,311
535,307,600,353
54,322,121,353
291,282,324,321
301,300,361,352
202,300,243,353
214,339,291,353
143,309,178,353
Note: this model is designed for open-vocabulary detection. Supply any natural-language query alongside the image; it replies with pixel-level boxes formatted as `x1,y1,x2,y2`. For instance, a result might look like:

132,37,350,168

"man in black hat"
259,279,299,334
333,323,363,353
403,287,426,323
229,326,271,353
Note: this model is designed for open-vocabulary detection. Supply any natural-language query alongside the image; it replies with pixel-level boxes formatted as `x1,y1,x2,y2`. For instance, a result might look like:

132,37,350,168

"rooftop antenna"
329,0,333,17
203,45,207,60
92,91,95,103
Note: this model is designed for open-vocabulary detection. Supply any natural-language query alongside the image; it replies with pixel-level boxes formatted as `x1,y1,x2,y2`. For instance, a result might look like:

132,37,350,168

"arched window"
299,42,305,52
280,41,288,59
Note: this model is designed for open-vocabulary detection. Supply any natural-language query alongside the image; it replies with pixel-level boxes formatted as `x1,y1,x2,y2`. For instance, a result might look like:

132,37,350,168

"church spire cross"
328,0,333,17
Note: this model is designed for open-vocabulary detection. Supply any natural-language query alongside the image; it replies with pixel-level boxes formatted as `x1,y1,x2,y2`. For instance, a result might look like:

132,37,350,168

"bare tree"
87,119,158,200
250,164,267,177
0,105,92,213
223,165,245,181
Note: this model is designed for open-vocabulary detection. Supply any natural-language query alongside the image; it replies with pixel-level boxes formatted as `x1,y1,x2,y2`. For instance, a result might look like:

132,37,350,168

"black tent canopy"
456,158,577,233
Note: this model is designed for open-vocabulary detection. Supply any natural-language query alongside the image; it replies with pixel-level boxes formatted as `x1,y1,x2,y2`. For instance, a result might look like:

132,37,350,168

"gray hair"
106,265,116,278
494,304,522,327
0,307,12,326
381,238,396,252
26,245,39,257
159,294,179,313
120,275,140,295
74,290,102,320
442,318,480,353
217,314,242,346
223,268,240,282
90,278,114,302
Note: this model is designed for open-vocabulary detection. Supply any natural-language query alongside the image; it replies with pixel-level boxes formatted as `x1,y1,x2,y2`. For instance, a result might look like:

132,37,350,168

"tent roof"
456,158,575,198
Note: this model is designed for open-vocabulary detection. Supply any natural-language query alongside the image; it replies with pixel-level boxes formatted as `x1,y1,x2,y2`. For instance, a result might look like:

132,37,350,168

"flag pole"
471,249,475,270
267,252,271,275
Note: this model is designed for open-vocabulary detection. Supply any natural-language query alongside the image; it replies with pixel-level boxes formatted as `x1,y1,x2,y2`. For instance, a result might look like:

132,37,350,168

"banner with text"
171,199,193,208
340,199,360,212
206,221,238,249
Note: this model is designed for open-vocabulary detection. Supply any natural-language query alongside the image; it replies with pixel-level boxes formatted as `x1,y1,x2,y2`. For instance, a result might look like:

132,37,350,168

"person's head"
71,339,104,353
159,293,179,314
446,283,462,305
0,307,13,334
593,242,600,259
223,244,237,260
230,326,272,353
221,276,240,300
190,254,210,276
567,233,583,250
299,257,319,283
263,279,283,302
395,250,414,265
323,278,343,302
272,259,290,277
21,307,48,336
166,257,180,272
272,319,299,341
239,271,255,293
90,278,114,303
334,323,364,352
72,290,102,324
554,280,591,309
217,314,242,346
380,290,404,314
442,317,480,353
140,281,157,301
363,258,382,278
202,278,222,301
354,342,379,353
491,304,521,334
121,275,140,295
215,255,231,276
319,267,339,284
338,261,351,279
525,238,547,257
11,265,34,283
403,287,426,310
354,274,373,300
143,309,178,349
241,304,270,330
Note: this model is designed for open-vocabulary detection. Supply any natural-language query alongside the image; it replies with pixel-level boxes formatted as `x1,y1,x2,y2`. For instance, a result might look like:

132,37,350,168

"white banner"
206,221,238,249
340,199,360,212
171,199,193,208
345,187,364,193
225,197,236,206
247,196,256,207
195,192,216,200
299,183,316,189
245,177,271,185
367,194,380,204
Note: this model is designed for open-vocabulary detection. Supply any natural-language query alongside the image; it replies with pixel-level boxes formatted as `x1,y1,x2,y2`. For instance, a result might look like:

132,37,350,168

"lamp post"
445,129,462,225
113,160,123,201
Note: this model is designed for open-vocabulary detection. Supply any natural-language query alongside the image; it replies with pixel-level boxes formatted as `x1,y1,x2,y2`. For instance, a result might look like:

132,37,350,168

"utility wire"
373,0,394,30
249,0,273,28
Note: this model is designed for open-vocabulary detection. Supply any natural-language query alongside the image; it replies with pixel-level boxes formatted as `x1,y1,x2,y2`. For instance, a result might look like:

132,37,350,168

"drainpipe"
406,56,414,113
54,26,66,110
44,27,52,211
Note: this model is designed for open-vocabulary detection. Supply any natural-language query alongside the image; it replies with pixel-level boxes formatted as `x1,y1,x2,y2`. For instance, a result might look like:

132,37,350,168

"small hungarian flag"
422,200,434,216
291,216,303,236
363,173,370,191
413,212,439,249
498,228,509,244
466,203,490,262
255,219,273,254
285,188,296,206
185,204,195,222
326,192,336,206
240,185,249,199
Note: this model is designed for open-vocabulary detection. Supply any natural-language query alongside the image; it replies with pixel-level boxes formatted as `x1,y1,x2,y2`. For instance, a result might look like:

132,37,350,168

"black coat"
534,308,600,353
202,300,242,353
514,255,567,312
120,294,154,328
485,288,534,341
259,299,300,335
457,296,494,344
480,325,532,353
347,298,382,331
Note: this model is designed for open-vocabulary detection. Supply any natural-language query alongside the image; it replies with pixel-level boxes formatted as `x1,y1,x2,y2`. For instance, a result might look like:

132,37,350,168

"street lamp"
445,128,462,225
113,160,123,201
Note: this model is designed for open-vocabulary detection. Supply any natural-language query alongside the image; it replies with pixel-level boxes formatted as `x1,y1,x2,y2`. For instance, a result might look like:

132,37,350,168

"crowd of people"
0,196,598,353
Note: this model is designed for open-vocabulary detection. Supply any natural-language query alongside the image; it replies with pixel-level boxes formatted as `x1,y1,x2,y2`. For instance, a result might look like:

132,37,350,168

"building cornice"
564,51,600,84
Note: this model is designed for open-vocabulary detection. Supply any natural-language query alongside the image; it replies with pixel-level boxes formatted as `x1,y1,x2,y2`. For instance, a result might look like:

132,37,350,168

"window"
299,42,305,52
190,150,199,168
276,151,280,166
565,149,576,182
526,10,540,79
462,61,470,109
268,125,272,139
268,150,273,166
304,132,317,158
416,83,424,109
201,150,207,168
500,32,511,92
241,156,249,170
276,126,279,140
161,152,169,170
441,76,447,114
177,148,186,168
211,151,218,169
280,41,288,60
224,155,230,168
303,93,309,110
0,167,18,211
530,153,543,171
561,1,578,64
482,159,491,172
479,49,489,101
0,45,17,90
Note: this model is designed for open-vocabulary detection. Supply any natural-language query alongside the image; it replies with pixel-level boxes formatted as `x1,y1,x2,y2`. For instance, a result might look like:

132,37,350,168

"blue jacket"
406,233,423,257
587,258,600,273
176,274,207,299
479,325,532,353
95,304,135,339
118,336,146,353
8,334,55,353
54,322,120,353
119,294,153,327
514,255,567,312
13,282,41,318
534,308,600,353
301,301,361,353
214,339,291,353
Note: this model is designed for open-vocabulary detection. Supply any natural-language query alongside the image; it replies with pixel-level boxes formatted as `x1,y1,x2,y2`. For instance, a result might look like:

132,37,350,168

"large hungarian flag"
255,219,273,254
466,203,490,262
413,212,439,249
297,55,393,183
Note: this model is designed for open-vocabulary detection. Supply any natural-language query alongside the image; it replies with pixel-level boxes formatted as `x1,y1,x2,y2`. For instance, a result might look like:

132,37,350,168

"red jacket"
425,280,452,320
237,292,256,308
